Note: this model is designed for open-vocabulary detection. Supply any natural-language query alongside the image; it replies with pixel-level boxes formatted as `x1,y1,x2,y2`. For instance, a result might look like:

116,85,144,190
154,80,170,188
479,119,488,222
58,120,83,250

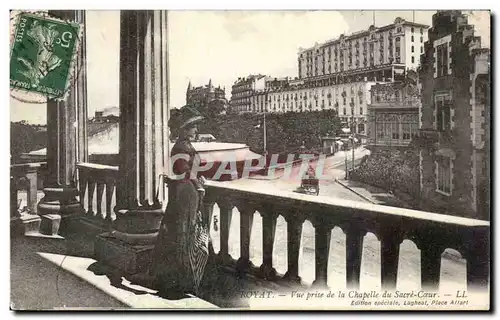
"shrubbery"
196,110,341,157
10,122,46,163
350,148,420,198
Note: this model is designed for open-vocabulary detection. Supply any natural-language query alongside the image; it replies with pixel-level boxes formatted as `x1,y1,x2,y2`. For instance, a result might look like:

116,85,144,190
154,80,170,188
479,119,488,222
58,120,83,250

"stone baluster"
96,178,105,219
105,176,115,225
380,228,403,290
417,231,444,291
218,200,234,263
465,228,490,292
345,227,366,289
283,214,305,284
86,175,96,216
260,210,278,280
312,221,332,287
236,206,255,274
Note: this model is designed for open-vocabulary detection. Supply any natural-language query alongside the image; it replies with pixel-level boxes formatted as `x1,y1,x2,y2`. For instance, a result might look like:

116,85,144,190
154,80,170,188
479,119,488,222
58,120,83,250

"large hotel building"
230,17,429,134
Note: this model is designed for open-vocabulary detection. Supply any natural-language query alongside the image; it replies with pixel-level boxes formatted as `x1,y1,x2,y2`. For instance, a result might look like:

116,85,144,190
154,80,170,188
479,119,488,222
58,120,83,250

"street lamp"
350,102,356,173
344,145,349,180
263,89,269,157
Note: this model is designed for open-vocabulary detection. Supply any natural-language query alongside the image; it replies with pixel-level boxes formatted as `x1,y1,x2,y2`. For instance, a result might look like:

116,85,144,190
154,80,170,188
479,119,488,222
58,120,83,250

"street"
209,147,468,291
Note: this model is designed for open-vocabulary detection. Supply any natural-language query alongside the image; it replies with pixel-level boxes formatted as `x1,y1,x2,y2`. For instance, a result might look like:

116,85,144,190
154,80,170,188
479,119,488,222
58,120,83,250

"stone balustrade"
76,162,119,230
202,180,489,292
10,162,45,217
75,163,490,292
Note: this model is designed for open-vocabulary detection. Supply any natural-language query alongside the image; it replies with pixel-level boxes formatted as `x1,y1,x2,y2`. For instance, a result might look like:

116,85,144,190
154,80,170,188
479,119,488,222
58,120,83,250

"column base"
93,207,164,275
259,264,277,281
282,271,302,285
37,187,83,216
94,232,155,275
113,207,164,236
311,279,328,288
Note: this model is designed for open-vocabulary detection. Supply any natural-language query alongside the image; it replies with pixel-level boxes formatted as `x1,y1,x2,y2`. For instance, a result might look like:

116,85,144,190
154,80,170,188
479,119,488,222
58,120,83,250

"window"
435,95,451,132
436,43,449,77
376,122,384,139
436,156,452,195
411,35,414,42
343,108,346,115
392,122,399,140
411,56,415,63
411,27,414,33
402,122,415,140
421,46,423,53
411,45,414,53
420,36,423,42
360,107,363,115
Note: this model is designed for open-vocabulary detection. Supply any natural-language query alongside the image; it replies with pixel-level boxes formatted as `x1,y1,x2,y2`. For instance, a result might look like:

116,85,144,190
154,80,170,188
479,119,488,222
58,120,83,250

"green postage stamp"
9,11,83,102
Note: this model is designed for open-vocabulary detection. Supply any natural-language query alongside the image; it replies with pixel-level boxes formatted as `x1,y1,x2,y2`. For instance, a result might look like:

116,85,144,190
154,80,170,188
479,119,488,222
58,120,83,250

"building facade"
298,17,429,81
418,10,490,220
186,79,226,110
367,71,420,149
229,74,266,113
249,80,376,134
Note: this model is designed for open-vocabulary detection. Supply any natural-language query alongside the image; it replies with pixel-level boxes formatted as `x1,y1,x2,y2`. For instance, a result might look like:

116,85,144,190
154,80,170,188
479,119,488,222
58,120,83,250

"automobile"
294,167,320,195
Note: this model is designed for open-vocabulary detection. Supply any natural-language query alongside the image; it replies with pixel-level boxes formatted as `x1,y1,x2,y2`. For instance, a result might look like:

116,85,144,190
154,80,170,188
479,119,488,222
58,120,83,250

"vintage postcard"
9,9,490,311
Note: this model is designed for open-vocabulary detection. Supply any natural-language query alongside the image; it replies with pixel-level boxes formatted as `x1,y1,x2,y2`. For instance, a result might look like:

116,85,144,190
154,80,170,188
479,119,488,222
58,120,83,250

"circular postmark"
9,10,84,104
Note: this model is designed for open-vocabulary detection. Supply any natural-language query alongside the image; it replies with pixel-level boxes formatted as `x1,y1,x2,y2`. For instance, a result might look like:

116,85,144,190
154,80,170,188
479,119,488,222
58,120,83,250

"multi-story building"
298,17,429,81
249,80,376,133
232,16,430,135
229,74,266,113
367,70,420,149
186,79,226,110
418,10,490,220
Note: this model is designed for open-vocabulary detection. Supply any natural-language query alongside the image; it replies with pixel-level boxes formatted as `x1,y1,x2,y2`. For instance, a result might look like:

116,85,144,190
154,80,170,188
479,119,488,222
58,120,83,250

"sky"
9,10,490,124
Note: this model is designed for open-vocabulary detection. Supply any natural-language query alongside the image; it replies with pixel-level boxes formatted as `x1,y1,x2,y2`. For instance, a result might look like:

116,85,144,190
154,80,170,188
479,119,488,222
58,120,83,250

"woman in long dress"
150,106,209,297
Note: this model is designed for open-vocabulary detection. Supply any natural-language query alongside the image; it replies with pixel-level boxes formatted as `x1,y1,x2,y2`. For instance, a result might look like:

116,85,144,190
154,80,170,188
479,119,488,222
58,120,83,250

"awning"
335,141,344,146
435,148,456,159
341,128,351,133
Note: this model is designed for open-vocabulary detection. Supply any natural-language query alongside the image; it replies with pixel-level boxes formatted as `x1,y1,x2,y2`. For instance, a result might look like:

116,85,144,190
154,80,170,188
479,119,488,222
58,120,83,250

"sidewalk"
335,178,413,209
250,147,370,181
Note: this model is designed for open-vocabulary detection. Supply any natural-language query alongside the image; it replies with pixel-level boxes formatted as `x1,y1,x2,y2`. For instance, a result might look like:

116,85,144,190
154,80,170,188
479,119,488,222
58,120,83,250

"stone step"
10,214,41,237
40,214,62,236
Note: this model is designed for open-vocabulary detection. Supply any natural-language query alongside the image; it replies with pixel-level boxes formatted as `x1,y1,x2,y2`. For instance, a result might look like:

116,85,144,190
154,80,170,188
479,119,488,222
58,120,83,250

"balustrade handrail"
77,162,119,173
11,162,45,172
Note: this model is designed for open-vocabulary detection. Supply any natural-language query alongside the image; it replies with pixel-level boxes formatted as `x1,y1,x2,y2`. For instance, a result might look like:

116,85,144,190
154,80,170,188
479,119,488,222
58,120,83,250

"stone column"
37,10,87,234
76,10,89,164
95,10,169,275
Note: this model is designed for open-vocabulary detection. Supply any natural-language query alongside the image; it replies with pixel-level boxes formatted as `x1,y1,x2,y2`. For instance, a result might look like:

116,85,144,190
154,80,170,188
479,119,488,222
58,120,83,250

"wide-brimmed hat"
169,105,204,130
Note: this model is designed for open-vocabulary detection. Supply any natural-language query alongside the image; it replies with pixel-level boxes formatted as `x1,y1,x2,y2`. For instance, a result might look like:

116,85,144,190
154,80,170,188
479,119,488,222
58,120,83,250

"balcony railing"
73,164,489,292
202,180,489,291
77,162,119,230
10,162,45,217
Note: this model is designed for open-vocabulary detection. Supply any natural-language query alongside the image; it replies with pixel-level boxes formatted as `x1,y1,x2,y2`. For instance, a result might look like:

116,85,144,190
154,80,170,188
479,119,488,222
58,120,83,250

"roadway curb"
334,179,376,204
